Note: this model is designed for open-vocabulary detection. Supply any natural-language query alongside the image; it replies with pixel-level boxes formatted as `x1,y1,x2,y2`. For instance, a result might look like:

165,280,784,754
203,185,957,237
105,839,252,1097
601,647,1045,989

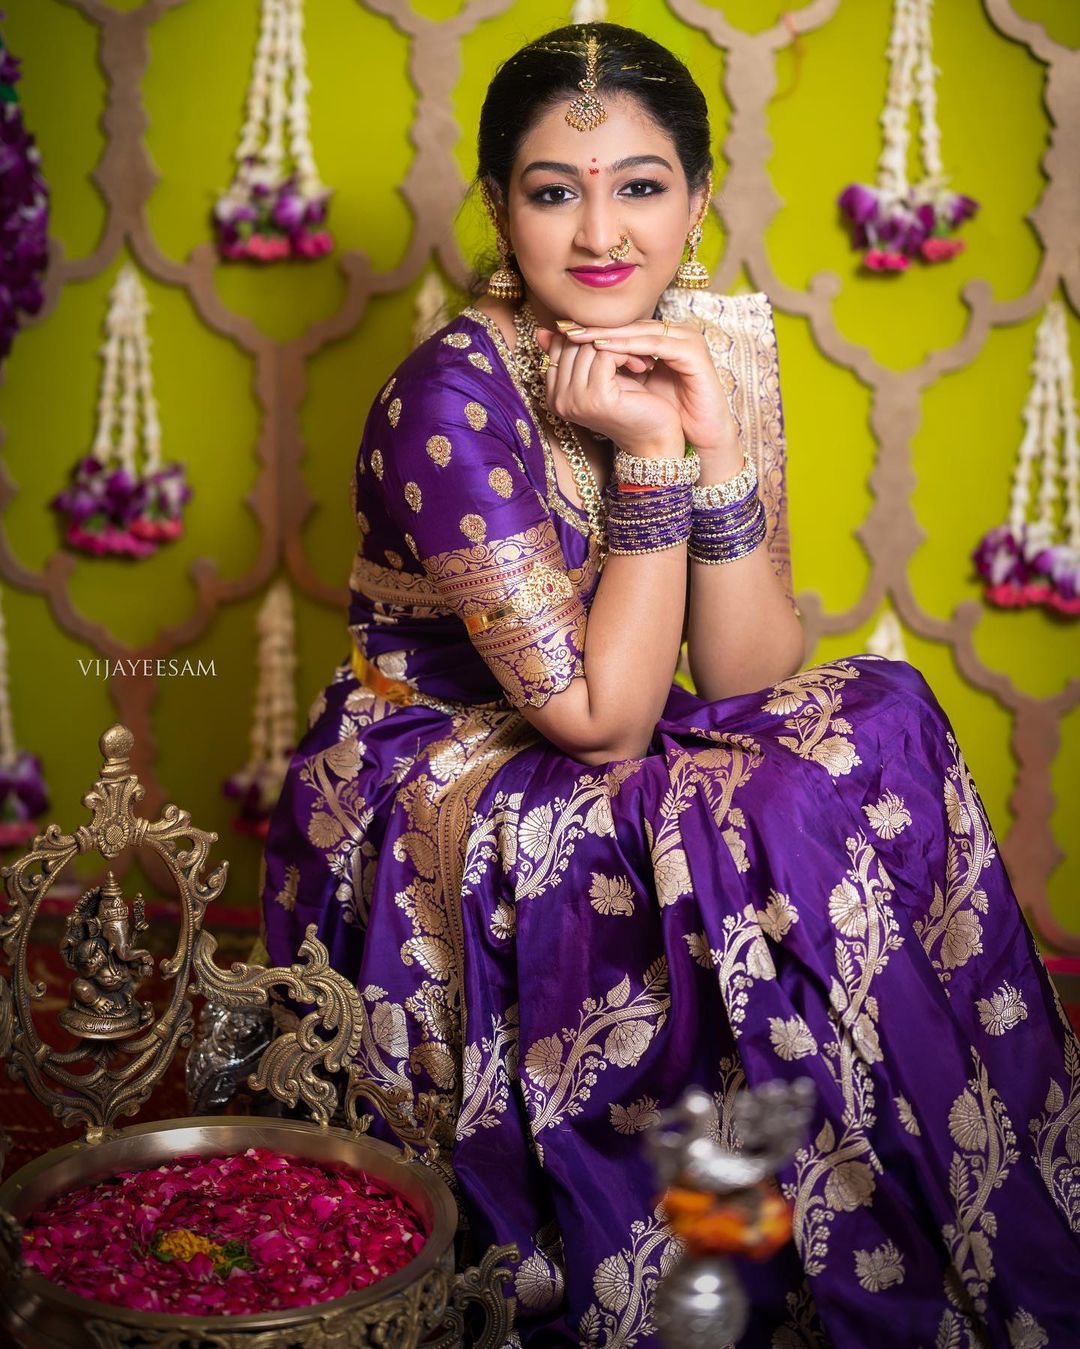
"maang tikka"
480,184,522,300
565,36,607,132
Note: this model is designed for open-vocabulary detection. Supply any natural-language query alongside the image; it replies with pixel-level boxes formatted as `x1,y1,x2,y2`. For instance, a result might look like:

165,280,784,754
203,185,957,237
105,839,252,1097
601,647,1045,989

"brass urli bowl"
0,1115,458,1348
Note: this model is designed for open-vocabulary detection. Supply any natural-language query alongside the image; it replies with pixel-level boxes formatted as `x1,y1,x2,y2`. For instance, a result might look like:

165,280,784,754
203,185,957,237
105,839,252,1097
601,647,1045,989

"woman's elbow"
563,737,651,768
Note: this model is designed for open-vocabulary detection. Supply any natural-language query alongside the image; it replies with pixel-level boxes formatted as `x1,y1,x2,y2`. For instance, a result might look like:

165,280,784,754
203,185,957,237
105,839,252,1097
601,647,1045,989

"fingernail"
565,326,587,337
555,320,576,331
592,338,610,347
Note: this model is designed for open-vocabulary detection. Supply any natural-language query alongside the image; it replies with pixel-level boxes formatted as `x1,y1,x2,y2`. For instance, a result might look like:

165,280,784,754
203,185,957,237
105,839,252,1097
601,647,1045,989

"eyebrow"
520,154,675,178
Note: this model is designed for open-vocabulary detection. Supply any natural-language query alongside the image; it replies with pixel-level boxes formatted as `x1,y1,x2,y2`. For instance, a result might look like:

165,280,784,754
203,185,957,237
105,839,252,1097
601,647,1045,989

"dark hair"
477,23,712,201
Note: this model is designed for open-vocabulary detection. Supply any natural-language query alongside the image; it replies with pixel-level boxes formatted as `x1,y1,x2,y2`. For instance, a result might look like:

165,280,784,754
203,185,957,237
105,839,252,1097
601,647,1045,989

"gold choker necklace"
511,303,608,557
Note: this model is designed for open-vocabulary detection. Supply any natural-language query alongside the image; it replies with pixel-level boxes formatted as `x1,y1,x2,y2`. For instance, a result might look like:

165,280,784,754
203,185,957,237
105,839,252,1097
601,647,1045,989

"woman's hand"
556,318,740,460
534,327,683,457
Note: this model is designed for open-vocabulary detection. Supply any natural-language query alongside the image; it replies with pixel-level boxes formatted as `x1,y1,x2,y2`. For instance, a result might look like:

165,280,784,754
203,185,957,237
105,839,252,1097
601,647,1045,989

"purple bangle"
689,491,767,564
605,481,692,555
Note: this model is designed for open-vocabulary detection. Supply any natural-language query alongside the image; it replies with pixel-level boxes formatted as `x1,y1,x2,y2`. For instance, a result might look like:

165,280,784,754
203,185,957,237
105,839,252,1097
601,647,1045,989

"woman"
262,24,1080,1347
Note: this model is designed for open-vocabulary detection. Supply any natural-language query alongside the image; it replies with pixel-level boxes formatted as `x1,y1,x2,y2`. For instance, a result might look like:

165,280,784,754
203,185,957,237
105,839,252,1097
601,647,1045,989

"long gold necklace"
512,303,608,557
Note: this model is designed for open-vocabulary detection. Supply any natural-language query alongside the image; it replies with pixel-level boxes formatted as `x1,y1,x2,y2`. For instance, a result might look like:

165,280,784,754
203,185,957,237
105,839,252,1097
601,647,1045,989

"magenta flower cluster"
214,169,333,262
838,184,978,272
51,457,192,559
0,39,49,361
972,525,1080,617
0,748,48,847
21,1148,429,1316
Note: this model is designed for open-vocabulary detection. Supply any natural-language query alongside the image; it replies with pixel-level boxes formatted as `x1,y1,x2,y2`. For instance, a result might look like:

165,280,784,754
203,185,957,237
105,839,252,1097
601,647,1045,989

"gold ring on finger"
661,318,671,338
548,361,559,369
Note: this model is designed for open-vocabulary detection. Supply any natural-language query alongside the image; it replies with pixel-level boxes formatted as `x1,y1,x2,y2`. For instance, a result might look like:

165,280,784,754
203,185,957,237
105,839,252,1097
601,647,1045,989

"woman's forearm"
687,543,804,700
522,542,687,765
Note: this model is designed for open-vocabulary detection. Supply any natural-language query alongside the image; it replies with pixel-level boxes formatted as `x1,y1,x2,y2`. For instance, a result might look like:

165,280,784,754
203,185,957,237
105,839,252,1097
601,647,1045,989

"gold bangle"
692,451,757,508
613,449,701,487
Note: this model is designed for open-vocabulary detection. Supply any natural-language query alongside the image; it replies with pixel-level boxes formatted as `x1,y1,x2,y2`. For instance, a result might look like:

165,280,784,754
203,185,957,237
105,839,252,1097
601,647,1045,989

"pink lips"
568,263,636,288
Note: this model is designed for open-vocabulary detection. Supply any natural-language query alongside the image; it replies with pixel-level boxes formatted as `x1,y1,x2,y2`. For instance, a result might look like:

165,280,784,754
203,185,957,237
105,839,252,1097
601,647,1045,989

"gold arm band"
350,642,415,706
464,599,521,636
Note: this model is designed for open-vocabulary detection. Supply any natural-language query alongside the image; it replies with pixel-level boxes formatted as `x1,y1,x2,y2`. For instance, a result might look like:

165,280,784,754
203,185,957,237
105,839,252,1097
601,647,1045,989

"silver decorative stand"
647,1081,815,1347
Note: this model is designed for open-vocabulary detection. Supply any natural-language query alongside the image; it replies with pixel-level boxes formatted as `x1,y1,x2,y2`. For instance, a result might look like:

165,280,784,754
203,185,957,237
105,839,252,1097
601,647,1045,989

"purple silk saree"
261,294,1080,1347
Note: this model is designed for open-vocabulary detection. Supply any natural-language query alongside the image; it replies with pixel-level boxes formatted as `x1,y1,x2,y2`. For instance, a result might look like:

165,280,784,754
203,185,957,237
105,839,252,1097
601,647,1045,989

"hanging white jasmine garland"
223,579,298,835
973,302,1080,616
215,0,332,262
0,589,48,847
412,272,449,349
838,0,977,272
51,264,191,559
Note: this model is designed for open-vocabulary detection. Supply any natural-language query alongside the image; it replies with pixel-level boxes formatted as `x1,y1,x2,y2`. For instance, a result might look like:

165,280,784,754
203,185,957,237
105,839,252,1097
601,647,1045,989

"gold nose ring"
608,233,631,261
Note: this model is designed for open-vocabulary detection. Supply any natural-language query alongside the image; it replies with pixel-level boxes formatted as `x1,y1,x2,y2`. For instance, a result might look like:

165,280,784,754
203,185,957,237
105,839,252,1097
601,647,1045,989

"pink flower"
244,234,291,262
920,236,966,262
293,229,334,259
986,582,1027,608
864,249,909,272
21,1149,428,1315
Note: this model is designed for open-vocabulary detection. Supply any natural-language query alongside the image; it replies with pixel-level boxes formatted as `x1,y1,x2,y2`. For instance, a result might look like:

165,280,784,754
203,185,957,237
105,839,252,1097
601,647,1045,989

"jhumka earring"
480,185,522,300
565,36,607,132
608,233,631,262
674,176,713,289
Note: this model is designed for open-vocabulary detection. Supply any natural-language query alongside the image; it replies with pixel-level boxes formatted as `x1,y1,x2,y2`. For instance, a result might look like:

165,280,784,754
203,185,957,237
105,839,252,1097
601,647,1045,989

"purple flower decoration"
839,181,978,270
213,174,334,264
0,749,48,823
52,457,191,558
974,524,1080,616
0,31,50,362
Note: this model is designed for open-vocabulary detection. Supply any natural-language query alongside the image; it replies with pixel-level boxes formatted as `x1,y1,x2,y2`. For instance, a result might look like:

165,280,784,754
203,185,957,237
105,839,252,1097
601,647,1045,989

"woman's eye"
532,185,575,205
620,179,666,198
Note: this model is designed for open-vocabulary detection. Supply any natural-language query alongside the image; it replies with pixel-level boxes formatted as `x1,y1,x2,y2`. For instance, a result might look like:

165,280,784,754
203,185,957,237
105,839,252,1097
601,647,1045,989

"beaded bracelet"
613,447,701,488
688,484,767,565
605,480,692,556
691,450,757,509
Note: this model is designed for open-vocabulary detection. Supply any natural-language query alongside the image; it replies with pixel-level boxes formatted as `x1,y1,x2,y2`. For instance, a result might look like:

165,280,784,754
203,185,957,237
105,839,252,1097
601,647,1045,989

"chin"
554,277,667,325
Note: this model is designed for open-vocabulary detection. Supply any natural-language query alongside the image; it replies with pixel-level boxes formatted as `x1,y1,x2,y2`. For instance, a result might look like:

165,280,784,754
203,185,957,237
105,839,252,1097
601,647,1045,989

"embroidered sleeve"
374,354,587,709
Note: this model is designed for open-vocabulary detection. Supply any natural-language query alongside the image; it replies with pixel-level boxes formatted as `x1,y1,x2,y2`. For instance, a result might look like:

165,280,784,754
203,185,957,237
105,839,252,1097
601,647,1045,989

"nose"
573,190,620,259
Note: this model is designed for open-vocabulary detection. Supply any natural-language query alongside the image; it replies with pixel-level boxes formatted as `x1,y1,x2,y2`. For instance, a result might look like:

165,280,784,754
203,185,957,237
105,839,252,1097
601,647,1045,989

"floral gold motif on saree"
464,401,488,430
578,1204,680,1347
391,712,536,1120
521,958,670,1159
427,434,452,466
762,660,866,777
913,733,996,983
935,1049,1022,1341
781,832,902,1277
1028,1029,1080,1233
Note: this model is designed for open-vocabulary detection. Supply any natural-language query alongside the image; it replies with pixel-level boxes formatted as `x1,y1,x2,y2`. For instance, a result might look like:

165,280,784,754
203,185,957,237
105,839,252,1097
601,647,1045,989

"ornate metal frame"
0,724,517,1347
